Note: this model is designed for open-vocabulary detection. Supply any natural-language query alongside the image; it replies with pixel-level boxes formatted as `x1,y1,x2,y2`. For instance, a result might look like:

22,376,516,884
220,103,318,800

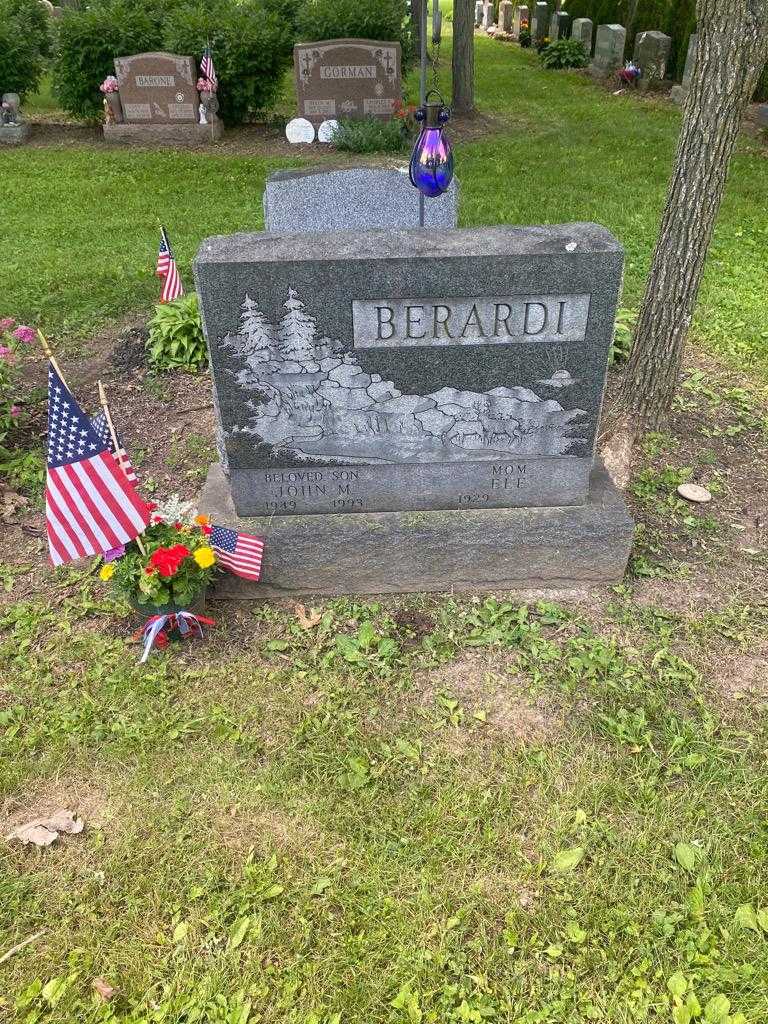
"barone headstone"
633,30,672,91
671,33,697,105
195,223,633,596
591,24,626,76
0,93,30,145
512,4,530,37
294,39,401,126
531,1,550,43
571,17,593,53
499,0,514,34
475,1,484,27
104,52,222,142
263,166,458,232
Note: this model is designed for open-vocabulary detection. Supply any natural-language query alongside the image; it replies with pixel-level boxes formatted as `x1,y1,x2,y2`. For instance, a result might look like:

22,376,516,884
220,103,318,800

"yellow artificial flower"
99,563,115,581
193,546,216,569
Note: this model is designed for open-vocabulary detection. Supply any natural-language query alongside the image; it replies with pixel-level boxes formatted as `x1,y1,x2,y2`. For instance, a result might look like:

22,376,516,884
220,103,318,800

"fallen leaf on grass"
92,978,116,1002
549,846,585,874
295,604,322,630
6,810,84,847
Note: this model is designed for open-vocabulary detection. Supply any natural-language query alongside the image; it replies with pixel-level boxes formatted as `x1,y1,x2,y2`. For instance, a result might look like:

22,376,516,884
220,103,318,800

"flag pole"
37,330,70,390
98,380,147,557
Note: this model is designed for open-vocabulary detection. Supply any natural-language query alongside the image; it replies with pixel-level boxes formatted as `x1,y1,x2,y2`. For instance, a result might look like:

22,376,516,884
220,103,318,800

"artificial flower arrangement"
1,318,35,443
618,61,641,86
100,76,119,94
99,496,217,612
196,77,217,93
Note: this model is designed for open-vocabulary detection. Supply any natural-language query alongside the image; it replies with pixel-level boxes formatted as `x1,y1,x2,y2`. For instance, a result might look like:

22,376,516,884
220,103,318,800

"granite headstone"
571,17,593,53
263,167,458,233
633,30,672,91
671,33,697,104
194,223,623,518
475,1,484,27
293,39,401,125
114,52,197,123
499,0,514,33
531,1,550,42
549,10,570,39
512,4,530,36
482,2,495,29
591,24,626,75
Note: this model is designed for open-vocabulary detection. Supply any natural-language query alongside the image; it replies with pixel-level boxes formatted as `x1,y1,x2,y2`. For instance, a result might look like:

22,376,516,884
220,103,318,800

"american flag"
201,46,218,88
156,227,183,303
45,365,149,566
210,525,264,581
91,411,138,484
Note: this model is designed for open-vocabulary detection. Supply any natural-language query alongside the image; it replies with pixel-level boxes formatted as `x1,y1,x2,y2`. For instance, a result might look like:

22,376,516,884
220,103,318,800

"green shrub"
540,38,589,69
296,0,413,65
163,0,294,126
53,0,294,125
0,0,52,98
518,29,532,47
330,116,409,153
53,1,163,121
147,294,207,372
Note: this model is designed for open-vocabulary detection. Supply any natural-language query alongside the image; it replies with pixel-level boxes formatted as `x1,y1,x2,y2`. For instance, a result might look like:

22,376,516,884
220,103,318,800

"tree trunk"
452,0,476,114
618,0,768,430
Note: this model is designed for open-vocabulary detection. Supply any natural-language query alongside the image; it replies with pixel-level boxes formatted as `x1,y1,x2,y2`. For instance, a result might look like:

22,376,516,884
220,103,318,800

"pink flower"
12,326,35,344
10,405,20,417
0,346,11,358
0,317,15,331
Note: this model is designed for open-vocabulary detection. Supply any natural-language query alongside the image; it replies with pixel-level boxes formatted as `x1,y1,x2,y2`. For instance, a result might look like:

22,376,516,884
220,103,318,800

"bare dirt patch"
1,778,112,836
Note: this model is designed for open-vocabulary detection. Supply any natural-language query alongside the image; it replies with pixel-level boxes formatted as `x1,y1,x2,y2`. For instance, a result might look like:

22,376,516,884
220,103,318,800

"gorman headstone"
591,24,626,76
263,166,458,232
106,52,222,142
195,223,634,596
294,39,401,126
633,30,672,91
571,17,593,54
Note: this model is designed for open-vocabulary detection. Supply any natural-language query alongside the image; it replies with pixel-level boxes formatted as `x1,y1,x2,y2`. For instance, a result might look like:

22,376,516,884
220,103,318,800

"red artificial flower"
173,522,182,530
149,544,191,578
145,501,158,513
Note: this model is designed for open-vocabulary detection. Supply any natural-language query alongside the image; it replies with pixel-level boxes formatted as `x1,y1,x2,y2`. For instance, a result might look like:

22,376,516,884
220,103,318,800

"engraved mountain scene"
221,290,589,465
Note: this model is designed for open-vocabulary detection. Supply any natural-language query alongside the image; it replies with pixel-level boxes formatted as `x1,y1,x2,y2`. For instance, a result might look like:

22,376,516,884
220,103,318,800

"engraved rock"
302,360,321,373
328,364,372,388
415,408,455,437
367,381,402,401
319,357,343,372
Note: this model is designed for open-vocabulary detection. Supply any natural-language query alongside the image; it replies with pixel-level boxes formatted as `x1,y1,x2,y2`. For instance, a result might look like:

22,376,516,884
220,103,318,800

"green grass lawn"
4,38,768,379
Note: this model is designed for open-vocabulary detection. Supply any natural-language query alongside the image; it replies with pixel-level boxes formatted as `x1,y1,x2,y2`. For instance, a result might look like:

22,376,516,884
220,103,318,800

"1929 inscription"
352,294,590,347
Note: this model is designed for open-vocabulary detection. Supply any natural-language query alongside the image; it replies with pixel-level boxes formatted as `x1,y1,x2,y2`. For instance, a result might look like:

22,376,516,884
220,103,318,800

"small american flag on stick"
91,411,138,484
210,525,264,581
201,46,218,88
45,365,149,566
156,227,183,303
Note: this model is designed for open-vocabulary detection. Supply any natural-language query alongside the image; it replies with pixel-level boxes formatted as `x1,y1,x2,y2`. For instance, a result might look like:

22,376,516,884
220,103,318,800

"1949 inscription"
352,293,590,347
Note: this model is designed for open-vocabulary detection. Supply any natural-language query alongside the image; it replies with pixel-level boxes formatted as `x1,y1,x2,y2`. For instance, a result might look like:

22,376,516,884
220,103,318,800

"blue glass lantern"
409,91,454,198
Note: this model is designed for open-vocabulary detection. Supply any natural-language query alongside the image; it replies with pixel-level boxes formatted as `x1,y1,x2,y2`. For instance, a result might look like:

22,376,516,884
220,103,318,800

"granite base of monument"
0,123,30,145
103,121,223,144
199,460,634,597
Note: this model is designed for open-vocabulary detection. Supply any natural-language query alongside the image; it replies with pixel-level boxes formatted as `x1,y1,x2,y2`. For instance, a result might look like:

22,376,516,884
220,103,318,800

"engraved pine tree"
239,294,274,363
277,288,317,363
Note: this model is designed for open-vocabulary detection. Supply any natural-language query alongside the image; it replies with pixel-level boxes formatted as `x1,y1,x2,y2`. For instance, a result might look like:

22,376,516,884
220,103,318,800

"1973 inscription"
352,294,590,348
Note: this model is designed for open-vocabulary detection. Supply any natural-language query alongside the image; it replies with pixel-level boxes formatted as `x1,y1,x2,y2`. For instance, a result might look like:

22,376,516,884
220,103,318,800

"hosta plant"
147,293,207,372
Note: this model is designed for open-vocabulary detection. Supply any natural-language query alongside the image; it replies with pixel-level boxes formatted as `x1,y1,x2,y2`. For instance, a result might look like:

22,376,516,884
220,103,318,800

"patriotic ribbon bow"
133,611,215,663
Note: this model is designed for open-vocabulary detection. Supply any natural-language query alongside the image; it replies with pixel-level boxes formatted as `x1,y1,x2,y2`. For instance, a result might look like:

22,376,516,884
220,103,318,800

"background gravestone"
105,51,222,142
633,30,672,91
512,4,529,37
671,33,697,104
263,167,458,232
482,2,495,29
195,223,632,595
293,39,401,126
550,11,570,39
531,1,550,43
498,0,514,33
475,1,484,27
572,18,593,53
591,24,626,76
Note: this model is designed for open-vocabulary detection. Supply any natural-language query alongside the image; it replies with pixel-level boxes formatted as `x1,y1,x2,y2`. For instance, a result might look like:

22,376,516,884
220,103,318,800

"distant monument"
293,39,401,126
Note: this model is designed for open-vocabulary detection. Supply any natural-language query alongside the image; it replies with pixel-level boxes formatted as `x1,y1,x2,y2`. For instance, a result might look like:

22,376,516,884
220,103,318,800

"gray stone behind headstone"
263,167,459,233
633,30,672,90
572,17,593,53
591,23,626,74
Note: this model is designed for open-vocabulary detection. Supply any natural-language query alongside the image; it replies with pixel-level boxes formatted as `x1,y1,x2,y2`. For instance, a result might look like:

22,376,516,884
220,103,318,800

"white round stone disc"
677,483,713,504
285,117,315,144
317,118,339,143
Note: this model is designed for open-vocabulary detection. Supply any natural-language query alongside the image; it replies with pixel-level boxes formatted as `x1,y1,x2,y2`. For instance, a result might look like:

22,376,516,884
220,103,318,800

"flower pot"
104,92,123,124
